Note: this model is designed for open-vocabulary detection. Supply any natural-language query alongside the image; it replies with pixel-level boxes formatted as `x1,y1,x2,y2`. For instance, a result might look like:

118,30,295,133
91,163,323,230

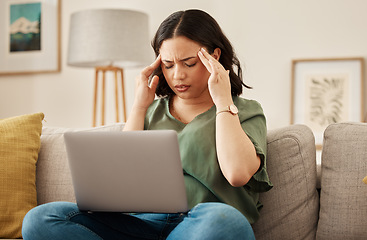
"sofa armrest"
317,122,367,239
252,124,319,240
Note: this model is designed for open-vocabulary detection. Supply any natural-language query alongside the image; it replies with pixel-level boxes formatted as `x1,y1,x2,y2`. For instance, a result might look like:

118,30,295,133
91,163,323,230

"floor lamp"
67,9,150,126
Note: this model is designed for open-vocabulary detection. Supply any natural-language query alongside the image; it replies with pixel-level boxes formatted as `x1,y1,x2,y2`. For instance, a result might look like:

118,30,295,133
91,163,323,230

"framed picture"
0,0,61,75
291,57,365,149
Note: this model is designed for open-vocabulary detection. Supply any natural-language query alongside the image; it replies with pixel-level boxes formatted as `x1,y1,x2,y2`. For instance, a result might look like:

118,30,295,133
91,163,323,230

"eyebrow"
162,56,197,63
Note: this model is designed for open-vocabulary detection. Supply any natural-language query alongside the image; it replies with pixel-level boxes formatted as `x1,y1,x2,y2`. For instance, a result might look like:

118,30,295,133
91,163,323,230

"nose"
173,65,185,80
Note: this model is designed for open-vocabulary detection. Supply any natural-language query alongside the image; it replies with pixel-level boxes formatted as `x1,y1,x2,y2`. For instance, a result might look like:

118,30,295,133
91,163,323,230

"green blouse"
144,96,272,223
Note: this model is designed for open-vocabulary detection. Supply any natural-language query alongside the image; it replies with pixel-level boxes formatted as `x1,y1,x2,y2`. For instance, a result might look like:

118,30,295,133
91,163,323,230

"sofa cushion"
252,124,319,240
0,113,44,239
317,122,367,239
37,123,125,205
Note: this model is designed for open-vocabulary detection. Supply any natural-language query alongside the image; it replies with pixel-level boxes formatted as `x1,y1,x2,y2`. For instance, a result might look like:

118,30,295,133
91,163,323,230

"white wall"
1,0,366,129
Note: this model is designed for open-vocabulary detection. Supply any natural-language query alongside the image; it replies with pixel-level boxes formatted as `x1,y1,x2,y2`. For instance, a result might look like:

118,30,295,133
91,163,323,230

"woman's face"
159,36,211,101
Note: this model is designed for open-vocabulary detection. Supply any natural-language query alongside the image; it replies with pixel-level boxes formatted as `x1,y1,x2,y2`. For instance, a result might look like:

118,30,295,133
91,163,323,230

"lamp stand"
93,66,126,127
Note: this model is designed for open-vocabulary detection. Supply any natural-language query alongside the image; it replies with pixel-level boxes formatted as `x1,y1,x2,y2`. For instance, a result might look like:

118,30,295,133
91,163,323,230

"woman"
23,9,272,240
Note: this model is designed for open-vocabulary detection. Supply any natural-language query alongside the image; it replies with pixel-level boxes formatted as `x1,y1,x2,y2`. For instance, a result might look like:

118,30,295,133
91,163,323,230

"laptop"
64,130,188,213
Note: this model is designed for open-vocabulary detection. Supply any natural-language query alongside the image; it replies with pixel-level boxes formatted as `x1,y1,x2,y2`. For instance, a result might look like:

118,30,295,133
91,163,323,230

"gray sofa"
17,122,367,239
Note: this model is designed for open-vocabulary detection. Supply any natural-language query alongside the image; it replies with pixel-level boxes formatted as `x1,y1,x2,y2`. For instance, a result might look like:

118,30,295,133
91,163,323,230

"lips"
175,84,190,92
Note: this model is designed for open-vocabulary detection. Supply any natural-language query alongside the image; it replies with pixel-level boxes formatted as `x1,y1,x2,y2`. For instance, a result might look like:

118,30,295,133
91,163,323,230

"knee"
22,202,78,238
193,202,245,221
23,201,77,225
191,203,254,238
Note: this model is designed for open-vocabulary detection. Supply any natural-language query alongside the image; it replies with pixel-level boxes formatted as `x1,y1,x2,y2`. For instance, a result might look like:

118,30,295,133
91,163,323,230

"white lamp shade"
67,9,151,68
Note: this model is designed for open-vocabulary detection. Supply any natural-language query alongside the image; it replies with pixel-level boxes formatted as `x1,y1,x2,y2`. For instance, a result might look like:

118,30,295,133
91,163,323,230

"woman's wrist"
214,98,234,110
131,103,149,114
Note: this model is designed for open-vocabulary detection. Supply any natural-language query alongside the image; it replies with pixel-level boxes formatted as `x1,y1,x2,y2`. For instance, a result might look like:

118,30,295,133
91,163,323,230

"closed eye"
185,62,197,67
164,65,174,69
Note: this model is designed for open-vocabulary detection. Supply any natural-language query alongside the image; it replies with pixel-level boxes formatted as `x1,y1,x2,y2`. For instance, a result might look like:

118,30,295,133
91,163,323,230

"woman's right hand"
133,55,161,111
124,55,161,131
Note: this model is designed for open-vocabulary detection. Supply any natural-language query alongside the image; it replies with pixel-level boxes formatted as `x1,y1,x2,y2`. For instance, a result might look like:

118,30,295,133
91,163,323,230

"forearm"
216,112,260,187
123,106,147,131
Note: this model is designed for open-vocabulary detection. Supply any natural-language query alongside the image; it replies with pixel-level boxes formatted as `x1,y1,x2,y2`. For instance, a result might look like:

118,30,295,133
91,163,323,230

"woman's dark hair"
151,9,251,97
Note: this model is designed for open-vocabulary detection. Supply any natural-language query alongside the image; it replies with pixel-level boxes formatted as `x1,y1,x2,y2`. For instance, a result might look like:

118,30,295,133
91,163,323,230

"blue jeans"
22,202,255,240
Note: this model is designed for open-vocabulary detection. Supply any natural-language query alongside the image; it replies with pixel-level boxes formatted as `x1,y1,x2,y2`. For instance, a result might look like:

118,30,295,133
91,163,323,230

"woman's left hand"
198,48,233,107
199,48,260,187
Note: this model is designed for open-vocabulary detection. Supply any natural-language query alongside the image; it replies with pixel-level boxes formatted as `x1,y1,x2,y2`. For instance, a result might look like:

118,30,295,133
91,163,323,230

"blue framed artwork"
10,2,41,52
0,0,60,75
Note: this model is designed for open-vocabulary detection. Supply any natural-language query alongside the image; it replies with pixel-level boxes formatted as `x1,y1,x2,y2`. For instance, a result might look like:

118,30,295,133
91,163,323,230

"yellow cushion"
0,113,44,238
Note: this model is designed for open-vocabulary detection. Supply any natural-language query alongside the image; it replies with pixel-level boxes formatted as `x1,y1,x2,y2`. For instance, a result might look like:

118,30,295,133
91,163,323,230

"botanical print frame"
0,0,61,75
291,57,365,149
